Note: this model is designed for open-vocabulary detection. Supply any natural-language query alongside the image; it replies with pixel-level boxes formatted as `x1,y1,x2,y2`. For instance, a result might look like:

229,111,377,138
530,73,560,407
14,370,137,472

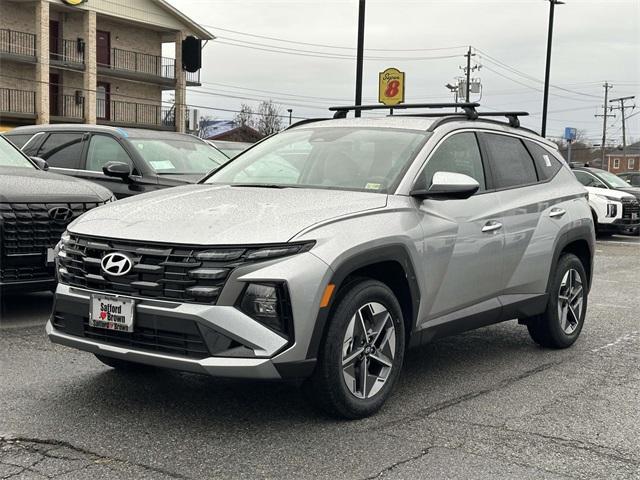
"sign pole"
354,0,365,118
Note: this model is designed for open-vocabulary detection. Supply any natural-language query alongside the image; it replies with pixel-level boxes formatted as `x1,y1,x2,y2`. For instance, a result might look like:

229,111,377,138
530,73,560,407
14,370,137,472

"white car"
582,186,637,235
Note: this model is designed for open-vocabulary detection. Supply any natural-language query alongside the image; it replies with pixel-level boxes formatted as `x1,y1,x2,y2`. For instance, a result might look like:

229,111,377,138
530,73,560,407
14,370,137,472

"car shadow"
40,321,558,430
0,291,53,328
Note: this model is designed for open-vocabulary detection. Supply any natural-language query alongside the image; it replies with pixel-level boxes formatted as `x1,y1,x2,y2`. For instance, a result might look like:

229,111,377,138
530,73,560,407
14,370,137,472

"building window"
629,158,636,170
613,158,620,169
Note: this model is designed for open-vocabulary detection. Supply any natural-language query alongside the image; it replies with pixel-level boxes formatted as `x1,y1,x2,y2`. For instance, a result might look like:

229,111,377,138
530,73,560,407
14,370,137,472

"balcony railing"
51,94,84,119
0,88,35,115
107,48,174,79
50,38,85,65
103,48,201,84
0,29,36,57
97,99,175,128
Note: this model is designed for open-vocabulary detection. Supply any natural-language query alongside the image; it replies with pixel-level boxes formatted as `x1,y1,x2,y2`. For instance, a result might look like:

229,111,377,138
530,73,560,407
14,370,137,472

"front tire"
526,253,588,348
304,279,405,419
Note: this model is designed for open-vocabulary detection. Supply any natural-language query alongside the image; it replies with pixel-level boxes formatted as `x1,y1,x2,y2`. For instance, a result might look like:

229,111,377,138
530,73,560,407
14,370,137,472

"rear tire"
304,279,405,419
94,354,155,371
526,253,588,349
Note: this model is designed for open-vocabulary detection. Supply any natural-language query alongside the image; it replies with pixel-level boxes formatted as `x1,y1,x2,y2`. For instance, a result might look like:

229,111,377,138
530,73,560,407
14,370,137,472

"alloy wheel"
341,302,396,399
557,268,584,334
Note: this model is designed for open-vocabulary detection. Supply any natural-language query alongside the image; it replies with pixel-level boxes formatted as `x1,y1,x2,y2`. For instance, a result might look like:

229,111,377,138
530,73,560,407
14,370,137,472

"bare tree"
234,103,255,128
255,100,282,136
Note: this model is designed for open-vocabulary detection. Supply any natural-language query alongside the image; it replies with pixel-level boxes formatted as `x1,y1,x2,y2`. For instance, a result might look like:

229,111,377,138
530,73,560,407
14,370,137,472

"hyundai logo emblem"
101,252,134,276
48,206,74,222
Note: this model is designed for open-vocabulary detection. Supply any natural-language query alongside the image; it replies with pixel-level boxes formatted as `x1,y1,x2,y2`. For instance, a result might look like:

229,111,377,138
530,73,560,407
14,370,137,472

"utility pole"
287,108,292,126
609,95,636,168
541,0,564,138
594,82,613,169
463,47,476,102
354,0,366,117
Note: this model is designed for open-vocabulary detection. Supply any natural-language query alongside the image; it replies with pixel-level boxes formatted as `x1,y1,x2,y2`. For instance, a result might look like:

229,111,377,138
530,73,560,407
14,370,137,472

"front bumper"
47,283,294,379
46,321,283,379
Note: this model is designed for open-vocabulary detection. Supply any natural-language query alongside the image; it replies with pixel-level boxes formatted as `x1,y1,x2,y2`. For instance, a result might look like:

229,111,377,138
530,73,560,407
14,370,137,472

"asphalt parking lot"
1,235,638,480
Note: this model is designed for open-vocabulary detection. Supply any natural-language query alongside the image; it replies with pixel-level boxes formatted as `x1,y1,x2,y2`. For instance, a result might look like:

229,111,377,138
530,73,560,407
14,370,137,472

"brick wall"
607,155,640,173
96,18,163,57
0,1,36,35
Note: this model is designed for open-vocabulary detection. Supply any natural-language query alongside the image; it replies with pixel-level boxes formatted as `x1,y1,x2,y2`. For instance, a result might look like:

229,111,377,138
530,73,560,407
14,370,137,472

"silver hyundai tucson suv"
48,103,595,418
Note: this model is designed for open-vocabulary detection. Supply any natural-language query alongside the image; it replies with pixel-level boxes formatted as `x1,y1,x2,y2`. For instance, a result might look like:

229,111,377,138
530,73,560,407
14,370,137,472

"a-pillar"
83,10,97,124
34,0,49,124
174,31,186,133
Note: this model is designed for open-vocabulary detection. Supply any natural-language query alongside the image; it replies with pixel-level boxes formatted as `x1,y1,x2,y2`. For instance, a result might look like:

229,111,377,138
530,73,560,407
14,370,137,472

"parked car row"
572,166,640,236
5,125,231,199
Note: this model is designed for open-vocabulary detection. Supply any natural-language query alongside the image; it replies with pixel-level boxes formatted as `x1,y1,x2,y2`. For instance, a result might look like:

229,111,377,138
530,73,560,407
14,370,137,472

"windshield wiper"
231,183,291,189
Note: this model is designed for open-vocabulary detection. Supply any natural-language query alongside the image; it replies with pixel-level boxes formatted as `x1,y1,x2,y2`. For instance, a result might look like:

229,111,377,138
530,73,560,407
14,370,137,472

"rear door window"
524,140,562,180
36,132,85,169
481,133,538,189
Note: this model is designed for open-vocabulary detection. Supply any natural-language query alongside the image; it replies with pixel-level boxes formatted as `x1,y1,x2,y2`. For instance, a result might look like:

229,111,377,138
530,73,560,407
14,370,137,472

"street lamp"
540,0,564,138
354,0,366,117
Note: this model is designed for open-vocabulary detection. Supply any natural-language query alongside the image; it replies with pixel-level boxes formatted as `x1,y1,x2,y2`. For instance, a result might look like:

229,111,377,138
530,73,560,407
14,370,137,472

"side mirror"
31,156,49,171
103,161,131,181
410,172,480,200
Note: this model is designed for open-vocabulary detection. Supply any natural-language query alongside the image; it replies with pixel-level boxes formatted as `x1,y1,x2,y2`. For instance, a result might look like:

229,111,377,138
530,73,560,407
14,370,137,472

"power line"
202,23,467,52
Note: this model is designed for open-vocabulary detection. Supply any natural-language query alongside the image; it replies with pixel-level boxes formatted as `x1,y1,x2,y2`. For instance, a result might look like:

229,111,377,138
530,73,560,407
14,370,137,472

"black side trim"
305,244,420,360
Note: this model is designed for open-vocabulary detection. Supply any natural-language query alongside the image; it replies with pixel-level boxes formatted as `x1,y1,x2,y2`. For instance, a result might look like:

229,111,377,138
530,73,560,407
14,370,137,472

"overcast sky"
167,0,639,143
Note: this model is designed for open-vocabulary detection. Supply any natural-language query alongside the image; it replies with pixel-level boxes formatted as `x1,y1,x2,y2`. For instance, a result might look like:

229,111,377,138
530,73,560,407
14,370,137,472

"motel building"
0,0,213,133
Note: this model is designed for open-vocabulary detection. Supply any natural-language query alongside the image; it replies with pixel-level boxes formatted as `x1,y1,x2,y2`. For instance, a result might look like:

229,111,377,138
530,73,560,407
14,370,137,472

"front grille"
60,235,248,304
52,313,211,359
0,202,103,283
621,197,640,221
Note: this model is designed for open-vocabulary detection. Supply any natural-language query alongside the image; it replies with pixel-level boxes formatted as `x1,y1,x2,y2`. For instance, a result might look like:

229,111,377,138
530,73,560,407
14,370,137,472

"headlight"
238,282,292,337
55,231,72,282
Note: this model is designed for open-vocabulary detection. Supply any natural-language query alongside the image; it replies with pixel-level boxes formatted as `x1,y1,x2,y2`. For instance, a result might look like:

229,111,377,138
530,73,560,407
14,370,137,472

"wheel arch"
548,225,594,293
305,244,420,360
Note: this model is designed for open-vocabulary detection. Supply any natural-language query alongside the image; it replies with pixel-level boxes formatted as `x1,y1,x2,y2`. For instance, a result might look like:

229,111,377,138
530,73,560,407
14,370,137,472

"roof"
8,124,199,140
199,120,237,139
153,0,214,40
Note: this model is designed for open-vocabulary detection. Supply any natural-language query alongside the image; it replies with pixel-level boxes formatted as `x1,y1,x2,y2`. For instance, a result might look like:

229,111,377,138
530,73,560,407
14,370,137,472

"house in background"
0,0,213,132
200,119,264,143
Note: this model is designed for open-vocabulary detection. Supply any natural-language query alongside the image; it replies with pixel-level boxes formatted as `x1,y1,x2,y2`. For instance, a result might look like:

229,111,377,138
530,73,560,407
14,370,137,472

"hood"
69,184,388,244
616,187,640,200
0,167,113,203
585,186,636,201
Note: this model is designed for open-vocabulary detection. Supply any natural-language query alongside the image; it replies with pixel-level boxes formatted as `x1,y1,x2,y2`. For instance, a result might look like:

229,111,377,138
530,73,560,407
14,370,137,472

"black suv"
5,125,230,199
0,135,113,293
618,171,640,187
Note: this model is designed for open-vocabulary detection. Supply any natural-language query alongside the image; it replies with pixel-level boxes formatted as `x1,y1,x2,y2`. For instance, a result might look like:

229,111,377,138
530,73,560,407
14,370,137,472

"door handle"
549,208,566,218
482,220,503,233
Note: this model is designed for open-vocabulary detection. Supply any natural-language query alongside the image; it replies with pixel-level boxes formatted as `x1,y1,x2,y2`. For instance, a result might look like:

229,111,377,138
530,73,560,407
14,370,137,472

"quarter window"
524,140,562,180
4,134,32,149
36,133,84,169
418,132,486,191
86,135,132,172
482,133,538,188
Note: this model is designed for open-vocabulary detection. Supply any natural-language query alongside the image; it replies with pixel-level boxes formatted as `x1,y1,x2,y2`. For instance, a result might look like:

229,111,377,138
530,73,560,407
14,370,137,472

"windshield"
597,170,633,188
131,137,230,175
204,127,428,193
0,135,35,169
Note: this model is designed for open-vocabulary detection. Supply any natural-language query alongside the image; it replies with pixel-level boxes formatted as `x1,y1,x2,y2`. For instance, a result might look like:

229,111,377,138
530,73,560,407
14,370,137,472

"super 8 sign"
378,68,405,106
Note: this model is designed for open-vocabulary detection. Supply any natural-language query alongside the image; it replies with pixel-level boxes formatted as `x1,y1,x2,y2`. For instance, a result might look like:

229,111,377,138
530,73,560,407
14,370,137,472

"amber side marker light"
320,284,336,308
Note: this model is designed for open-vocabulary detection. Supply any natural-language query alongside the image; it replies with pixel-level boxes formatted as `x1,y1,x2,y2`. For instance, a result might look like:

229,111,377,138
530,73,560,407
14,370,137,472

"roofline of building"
154,0,215,40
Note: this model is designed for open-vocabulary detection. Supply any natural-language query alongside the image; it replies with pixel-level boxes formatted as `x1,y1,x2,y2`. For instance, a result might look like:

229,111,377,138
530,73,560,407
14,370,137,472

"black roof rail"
328,102,480,119
475,111,529,128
